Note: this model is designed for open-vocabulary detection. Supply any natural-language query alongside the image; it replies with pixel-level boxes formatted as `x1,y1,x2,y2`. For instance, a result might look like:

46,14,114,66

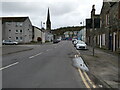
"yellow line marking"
77,55,79,57
75,55,78,58
78,69,91,89
83,71,97,88
76,49,96,89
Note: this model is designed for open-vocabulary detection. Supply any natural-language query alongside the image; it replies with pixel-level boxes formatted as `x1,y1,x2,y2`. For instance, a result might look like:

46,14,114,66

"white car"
2,40,18,45
72,38,77,43
76,41,87,50
73,40,81,47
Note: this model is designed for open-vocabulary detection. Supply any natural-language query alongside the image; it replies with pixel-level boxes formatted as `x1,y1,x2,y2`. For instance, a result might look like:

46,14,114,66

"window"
102,34,105,46
20,37,23,41
20,30,23,33
100,20,102,28
118,1,120,19
6,22,11,25
20,23,23,27
16,22,19,27
16,30,18,33
106,13,109,26
16,37,19,41
8,37,11,39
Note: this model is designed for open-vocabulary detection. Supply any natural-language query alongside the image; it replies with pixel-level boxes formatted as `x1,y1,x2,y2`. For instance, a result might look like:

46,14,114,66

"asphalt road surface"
2,41,86,88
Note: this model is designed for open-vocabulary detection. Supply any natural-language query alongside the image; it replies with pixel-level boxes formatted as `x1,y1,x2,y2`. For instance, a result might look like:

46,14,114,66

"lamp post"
91,5,95,56
41,21,45,44
92,16,95,56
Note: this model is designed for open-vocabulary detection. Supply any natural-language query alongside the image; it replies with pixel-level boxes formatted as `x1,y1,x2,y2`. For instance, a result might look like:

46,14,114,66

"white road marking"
29,52,43,59
0,62,19,71
46,49,52,51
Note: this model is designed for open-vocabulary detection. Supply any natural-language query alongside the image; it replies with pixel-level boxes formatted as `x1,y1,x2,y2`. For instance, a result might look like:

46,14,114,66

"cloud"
1,0,103,29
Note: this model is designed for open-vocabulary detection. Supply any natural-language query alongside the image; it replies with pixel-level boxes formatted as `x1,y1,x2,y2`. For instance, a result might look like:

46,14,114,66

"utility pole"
91,5,95,56
41,21,43,44
41,21,45,44
92,16,95,56
83,21,85,42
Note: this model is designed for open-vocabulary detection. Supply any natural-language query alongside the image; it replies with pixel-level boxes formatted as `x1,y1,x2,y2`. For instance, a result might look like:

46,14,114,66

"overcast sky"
1,0,103,29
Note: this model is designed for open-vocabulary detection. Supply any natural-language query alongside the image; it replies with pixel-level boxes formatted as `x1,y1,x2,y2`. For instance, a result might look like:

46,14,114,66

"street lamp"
41,21,45,44
92,16,95,56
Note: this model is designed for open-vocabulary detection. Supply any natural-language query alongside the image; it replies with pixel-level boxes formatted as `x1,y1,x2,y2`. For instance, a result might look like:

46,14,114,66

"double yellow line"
75,51,97,89
78,68,97,89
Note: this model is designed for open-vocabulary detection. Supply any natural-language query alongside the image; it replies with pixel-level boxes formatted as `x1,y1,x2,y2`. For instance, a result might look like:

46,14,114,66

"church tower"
46,8,51,32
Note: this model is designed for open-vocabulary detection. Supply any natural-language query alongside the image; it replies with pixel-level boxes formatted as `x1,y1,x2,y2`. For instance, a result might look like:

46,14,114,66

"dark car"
53,40,59,44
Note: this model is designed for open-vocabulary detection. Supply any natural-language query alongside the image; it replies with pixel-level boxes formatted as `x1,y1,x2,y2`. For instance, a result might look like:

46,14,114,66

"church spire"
47,8,50,22
46,8,51,31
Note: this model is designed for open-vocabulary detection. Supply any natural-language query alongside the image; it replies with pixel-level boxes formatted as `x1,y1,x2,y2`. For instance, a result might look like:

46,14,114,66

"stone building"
99,2,120,52
86,2,120,52
86,5,100,46
2,17,33,43
32,26,45,43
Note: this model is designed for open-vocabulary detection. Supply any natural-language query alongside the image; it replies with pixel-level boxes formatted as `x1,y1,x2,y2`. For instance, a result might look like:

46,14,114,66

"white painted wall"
33,27,42,42
102,34,105,46
113,32,116,51
42,32,45,43
100,35,102,48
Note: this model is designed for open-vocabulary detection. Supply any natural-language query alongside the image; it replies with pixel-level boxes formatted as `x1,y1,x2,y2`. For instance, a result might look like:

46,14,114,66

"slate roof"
1,17,28,23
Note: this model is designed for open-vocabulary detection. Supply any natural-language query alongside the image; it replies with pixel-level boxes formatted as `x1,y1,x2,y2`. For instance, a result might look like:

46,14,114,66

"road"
2,41,87,88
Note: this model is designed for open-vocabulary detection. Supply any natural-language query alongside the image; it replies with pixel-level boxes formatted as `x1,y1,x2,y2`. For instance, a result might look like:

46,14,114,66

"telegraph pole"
92,16,95,56
92,5,95,56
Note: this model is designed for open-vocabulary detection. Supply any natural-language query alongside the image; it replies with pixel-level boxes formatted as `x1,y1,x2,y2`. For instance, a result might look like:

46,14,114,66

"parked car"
2,40,18,45
76,41,87,50
57,38,61,42
72,38,77,43
73,40,81,47
53,39,59,44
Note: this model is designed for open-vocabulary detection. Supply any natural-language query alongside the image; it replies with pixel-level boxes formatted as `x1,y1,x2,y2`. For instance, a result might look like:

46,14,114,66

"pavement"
2,45,33,55
2,42,53,55
78,46,120,89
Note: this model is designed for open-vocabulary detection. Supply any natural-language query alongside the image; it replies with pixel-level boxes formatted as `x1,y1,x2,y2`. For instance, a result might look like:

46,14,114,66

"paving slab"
79,46,120,89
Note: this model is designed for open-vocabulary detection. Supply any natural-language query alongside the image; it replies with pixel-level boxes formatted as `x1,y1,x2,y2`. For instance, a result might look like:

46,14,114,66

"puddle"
72,57,89,71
